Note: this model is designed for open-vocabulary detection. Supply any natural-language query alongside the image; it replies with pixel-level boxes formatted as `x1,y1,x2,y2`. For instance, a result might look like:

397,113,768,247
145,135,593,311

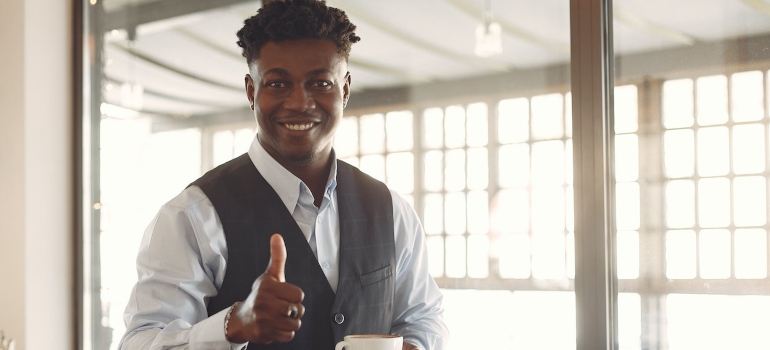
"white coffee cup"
334,334,403,350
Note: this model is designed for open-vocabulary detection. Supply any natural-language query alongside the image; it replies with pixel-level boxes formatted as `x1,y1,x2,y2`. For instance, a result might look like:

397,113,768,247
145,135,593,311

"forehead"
255,39,347,76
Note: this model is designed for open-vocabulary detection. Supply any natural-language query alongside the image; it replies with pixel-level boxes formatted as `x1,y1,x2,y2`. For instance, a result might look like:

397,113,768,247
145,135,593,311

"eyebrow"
261,68,338,78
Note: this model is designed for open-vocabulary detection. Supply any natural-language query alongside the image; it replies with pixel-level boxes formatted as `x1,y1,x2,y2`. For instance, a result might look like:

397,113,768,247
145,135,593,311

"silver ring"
287,304,298,319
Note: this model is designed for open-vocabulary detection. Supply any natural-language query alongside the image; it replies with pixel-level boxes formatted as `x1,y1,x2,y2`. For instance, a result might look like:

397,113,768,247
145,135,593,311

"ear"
343,72,351,108
245,74,255,110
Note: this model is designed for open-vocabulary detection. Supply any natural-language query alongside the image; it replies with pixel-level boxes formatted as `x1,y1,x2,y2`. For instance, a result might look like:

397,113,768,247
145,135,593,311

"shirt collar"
247,134,338,213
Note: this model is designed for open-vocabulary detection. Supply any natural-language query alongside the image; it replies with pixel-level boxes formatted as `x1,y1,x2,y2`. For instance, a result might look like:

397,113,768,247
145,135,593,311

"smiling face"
246,39,350,170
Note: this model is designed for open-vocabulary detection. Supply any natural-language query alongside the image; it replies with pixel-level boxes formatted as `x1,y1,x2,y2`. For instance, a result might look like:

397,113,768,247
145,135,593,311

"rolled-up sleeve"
389,190,450,349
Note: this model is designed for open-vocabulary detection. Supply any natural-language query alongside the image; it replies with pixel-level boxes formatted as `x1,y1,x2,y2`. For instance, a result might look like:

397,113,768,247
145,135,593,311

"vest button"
334,313,345,324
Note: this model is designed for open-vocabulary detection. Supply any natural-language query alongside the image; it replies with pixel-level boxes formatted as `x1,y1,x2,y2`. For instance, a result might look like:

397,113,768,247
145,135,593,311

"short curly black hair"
236,0,361,65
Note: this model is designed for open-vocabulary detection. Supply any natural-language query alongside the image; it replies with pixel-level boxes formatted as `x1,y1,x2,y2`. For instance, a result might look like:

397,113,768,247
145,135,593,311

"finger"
266,233,287,282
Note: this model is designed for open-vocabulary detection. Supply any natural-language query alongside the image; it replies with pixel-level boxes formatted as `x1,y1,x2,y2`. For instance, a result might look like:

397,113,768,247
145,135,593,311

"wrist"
224,301,246,344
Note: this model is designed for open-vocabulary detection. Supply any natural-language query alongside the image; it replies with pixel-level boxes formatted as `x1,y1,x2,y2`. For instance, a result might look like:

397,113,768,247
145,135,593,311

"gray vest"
192,153,395,349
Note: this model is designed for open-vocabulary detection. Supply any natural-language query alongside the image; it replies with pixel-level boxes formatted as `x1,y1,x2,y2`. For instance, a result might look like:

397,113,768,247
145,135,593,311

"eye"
265,81,288,88
311,80,334,89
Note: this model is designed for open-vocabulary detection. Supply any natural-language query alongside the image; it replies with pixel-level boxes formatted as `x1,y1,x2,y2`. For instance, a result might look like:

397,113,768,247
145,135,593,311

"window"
79,0,770,349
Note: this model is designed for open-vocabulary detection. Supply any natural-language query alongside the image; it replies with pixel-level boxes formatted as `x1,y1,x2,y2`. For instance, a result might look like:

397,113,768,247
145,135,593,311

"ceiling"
98,0,770,120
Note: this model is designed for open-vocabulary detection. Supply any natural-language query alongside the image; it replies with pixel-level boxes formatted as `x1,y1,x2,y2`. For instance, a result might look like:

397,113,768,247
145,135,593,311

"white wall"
0,0,74,349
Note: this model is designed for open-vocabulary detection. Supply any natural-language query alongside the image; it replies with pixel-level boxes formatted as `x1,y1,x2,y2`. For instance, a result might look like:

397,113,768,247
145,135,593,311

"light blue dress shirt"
119,136,448,350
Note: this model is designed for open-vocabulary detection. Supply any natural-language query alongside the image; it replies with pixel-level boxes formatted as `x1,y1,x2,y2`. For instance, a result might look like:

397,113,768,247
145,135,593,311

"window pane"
732,124,765,174
423,193,443,235
696,75,728,126
698,229,731,279
664,129,695,178
531,93,564,140
386,152,414,194
445,192,466,235
531,140,565,186
444,105,466,148
423,150,443,192
423,107,443,149
467,190,489,235
697,126,729,177
615,182,640,231
360,113,385,154
615,134,639,182
497,233,531,279
733,176,766,227
614,85,638,133
698,177,731,228
617,231,639,279
466,147,488,190
498,98,529,144
359,154,385,182
666,230,697,279
665,180,695,229
498,144,529,188
491,189,530,234
466,103,488,147
731,71,764,122
386,110,413,152
663,79,695,129
734,229,767,279
334,116,359,157
444,149,466,192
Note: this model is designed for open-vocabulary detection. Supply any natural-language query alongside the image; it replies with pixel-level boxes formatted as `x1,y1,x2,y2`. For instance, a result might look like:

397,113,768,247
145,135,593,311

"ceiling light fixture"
475,0,502,57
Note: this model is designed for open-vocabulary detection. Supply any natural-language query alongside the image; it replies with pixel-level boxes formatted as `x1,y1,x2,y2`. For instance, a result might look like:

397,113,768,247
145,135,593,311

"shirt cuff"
189,307,249,350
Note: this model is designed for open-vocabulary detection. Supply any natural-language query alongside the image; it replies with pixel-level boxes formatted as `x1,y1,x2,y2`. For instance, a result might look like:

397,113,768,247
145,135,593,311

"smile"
282,122,316,131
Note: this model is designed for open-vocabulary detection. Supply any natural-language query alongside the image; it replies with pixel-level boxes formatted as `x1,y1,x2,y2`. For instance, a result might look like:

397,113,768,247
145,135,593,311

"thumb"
266,233,287,282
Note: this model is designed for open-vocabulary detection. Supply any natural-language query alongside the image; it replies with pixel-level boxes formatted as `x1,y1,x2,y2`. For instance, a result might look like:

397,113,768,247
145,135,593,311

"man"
119,0,448,349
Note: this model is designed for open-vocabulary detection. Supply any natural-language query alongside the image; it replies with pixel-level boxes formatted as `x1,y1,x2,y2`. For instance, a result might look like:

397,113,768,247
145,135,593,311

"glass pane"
696,75,728,126
386,152,414,194
731,71,764,122
733,176,766,227
615,134,639,182
444,105,466,149
531,93,564,140
531,140,565,186
360,113,385,154
734,229,767,279
423,150,443,192
663,79,695,129
665,180,696,229
444,149,466,192
615,1,770,348
334,116,359,157
697,126,729,177
615,182,640,231
614,85,639,133
386,110,413,152
666,230,697,279
498,97,529,144
732,124,765,174
466,103,488,147
466,147,488,190
498,144,530,188
698,177,731,228
664,129,695,178
423,107,444,149
617,231,639,279
86,1,577,349
698,229,731,279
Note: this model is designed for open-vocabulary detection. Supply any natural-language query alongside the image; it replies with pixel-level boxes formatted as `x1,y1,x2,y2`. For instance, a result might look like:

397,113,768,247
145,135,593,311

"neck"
283,154,333,208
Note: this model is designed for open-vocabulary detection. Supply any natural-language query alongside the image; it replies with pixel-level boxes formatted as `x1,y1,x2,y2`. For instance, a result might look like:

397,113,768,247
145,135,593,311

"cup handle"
335,340,350,350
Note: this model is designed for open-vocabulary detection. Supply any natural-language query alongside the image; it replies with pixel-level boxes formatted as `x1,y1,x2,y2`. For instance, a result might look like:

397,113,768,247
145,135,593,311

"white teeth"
284,122,314,131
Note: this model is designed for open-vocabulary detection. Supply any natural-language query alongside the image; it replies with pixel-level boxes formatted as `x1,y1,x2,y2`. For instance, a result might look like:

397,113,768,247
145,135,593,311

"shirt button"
322,261,331,269
334,313,345,324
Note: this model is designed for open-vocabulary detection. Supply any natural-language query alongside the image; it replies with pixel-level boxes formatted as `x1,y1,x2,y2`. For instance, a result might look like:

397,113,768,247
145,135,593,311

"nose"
283,86,316,112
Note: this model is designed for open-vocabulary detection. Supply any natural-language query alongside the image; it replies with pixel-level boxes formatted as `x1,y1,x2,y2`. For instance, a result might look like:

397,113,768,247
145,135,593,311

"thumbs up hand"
225,234,305,344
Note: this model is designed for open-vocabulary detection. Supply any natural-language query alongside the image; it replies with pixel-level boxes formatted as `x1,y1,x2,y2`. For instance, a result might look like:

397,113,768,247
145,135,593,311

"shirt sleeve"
118,187,247,350
389,190,450,350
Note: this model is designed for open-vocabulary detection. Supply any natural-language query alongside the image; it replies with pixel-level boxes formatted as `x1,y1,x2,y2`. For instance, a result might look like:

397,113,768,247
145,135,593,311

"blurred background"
82,0,770,349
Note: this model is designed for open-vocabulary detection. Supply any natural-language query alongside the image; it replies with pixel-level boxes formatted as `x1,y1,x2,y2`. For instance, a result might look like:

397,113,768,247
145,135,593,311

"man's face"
246,39,350,168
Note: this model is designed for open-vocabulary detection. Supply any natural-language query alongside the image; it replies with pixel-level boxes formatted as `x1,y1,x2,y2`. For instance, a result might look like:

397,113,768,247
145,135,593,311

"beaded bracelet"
224,301,242,341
